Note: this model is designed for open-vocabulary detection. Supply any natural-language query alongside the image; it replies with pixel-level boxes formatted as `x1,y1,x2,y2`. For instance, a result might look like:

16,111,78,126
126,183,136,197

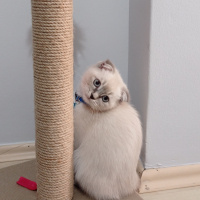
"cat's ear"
98,59,115,72
120,87,130,102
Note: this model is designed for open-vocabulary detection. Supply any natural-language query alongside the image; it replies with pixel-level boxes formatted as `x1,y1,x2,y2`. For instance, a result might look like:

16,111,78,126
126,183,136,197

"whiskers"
91,100,101,111
92,100,98,107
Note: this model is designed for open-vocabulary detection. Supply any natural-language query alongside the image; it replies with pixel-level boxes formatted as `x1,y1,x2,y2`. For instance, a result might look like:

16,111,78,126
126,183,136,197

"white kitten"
74,60,142,200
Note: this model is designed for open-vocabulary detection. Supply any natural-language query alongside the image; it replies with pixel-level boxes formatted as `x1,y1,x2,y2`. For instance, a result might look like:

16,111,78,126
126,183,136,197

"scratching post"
31,1,73,199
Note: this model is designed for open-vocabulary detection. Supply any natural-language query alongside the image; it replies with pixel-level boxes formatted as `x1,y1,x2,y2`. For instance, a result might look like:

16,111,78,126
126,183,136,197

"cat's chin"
85,102,113,113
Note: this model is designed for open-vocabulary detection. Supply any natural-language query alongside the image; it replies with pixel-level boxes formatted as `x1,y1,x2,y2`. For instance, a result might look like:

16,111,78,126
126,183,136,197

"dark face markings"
91,78,112,100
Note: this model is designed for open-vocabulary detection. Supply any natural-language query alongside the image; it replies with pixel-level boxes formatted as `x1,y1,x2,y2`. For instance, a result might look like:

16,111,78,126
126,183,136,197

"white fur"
74,60,142,200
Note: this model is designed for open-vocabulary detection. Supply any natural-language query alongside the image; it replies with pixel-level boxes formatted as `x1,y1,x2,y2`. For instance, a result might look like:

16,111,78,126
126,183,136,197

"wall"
0,0,34,145
0,0,129,145
1,0,200,170
128,0,151,165
73,0,129,90
146,0,200,168
129,0,200,168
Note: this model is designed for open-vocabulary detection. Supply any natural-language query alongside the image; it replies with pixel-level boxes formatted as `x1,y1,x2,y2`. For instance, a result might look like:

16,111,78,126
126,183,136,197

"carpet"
0,160,143,200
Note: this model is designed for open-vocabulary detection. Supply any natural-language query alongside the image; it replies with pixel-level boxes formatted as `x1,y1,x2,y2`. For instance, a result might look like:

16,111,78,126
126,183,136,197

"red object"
17,177,37,191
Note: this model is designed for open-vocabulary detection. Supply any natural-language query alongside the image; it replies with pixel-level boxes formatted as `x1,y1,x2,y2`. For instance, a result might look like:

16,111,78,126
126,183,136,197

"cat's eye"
102,96,109,102
93,79,101,87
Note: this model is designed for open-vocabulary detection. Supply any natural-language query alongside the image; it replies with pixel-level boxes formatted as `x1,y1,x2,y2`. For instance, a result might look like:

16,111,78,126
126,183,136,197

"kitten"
74,60,142,200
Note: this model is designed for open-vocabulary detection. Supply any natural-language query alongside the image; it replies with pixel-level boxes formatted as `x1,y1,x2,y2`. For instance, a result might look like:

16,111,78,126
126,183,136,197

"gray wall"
0,0,129,145
0,0,35,145
73,0,129,90
1,0,200,170
128,0,151,165
129,0,200,168
145,0,200,168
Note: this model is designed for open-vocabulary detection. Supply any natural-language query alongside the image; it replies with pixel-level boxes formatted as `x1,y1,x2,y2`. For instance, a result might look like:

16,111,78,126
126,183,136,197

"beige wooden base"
139,164,200,193
0,142,35,163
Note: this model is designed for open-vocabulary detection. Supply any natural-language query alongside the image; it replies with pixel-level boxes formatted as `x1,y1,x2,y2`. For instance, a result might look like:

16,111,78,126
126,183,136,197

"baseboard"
0,142,35,163
139,163,200,193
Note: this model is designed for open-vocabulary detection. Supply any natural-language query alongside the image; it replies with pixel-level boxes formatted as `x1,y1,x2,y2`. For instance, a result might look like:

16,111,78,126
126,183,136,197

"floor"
0,161,199,200
140,186,200,200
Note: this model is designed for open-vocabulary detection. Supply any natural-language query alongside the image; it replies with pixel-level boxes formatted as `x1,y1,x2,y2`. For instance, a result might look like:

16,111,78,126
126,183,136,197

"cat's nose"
90,93,95,100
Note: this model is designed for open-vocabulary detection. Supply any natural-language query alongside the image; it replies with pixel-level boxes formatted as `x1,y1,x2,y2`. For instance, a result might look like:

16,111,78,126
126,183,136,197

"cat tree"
31,0,74,199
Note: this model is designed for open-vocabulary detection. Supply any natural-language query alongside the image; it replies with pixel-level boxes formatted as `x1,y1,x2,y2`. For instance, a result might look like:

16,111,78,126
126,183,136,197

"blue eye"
102,96,109,102
93,79,101,87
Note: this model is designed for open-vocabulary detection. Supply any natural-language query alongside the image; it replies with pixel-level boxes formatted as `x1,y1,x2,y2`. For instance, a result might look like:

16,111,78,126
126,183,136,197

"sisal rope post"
31,1,74,199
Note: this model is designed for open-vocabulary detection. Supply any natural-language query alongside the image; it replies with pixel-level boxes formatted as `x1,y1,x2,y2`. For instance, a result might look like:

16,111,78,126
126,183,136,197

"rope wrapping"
31,1,74,199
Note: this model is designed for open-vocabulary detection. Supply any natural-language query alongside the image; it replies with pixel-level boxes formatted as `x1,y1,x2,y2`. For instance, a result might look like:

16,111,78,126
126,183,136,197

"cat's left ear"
98,59,115,72
120,87,130,102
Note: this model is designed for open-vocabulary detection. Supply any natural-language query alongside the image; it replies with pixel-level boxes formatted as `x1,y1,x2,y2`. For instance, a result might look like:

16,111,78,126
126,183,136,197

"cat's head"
79,60,130,112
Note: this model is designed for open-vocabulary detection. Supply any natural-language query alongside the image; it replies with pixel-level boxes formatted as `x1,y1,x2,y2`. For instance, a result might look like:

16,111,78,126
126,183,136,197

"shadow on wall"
128,0,151,166
73,21,87,90
27,27,33,57
73,21,85,72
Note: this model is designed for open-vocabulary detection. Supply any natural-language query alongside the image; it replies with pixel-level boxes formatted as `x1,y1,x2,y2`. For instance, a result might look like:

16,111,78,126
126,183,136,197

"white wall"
73,0,129,90
0,0,129,145
0,0,34,145
1,0,200,169
129,0,200,168
145,0,200,168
